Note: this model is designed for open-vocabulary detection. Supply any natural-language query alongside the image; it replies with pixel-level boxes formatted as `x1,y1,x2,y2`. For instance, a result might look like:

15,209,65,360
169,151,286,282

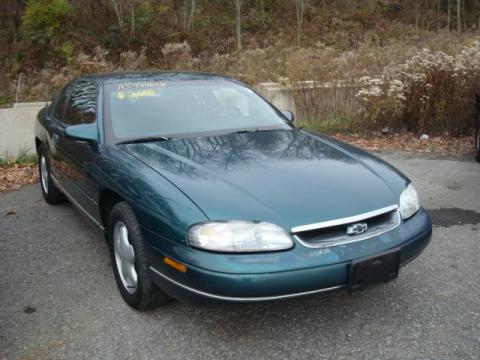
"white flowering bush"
355,76,406,130
355,42,480,134
161,41,194,69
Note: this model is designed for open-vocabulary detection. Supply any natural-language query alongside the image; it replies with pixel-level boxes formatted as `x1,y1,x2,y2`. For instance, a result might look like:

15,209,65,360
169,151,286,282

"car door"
44,83,75,182
56,81,101,222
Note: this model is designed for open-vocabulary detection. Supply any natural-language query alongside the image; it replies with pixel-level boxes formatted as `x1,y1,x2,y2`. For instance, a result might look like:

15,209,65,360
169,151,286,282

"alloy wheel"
113,221,138,294
40,155,49,194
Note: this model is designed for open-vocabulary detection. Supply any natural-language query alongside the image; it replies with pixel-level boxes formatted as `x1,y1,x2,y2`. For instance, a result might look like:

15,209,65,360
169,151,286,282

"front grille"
293,209,400,248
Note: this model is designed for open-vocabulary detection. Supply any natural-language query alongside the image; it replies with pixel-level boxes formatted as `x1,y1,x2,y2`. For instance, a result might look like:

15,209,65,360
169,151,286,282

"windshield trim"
103,79,295,145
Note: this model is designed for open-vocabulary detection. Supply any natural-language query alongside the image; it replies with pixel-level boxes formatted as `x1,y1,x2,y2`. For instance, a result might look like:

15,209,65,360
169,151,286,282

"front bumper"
144,208,432,305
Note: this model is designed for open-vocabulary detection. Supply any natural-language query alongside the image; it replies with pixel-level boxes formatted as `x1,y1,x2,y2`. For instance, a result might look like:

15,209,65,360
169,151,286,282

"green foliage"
61,41,74,68
135,1,168,30
22,0,72,45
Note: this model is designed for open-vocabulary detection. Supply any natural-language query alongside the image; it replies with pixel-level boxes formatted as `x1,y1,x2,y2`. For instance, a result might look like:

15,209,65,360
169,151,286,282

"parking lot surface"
1,152,479,360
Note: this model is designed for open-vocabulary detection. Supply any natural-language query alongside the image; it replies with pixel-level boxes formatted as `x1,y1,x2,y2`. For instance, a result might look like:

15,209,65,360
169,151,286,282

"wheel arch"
35,137,42,155
99,188,126,231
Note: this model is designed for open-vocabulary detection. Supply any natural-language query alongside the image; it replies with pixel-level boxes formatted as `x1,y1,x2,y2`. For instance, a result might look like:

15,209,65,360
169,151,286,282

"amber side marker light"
164,257,187,273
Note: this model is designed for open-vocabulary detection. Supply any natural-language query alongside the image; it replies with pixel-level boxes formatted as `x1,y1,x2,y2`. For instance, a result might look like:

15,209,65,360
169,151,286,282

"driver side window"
64,81,97,125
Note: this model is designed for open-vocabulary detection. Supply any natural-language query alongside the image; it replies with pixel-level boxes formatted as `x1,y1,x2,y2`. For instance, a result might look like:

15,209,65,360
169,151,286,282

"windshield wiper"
229,128,280,135
117,136,173,145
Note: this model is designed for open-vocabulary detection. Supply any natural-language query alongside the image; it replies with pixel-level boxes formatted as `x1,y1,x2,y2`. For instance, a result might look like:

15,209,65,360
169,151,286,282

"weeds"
0,147,37,167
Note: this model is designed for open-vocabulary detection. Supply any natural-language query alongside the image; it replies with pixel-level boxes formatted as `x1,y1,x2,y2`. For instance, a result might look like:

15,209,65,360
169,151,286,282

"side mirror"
281,110,294,122
64,124,98,143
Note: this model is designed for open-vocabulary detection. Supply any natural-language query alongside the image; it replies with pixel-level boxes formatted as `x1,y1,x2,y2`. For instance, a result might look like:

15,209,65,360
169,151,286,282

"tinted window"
64,81,97,125
104,79,291,141
51,85,72,120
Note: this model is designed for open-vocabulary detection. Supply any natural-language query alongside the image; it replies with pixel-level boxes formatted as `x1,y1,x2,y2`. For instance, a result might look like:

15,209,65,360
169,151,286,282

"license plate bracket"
348,248,401,293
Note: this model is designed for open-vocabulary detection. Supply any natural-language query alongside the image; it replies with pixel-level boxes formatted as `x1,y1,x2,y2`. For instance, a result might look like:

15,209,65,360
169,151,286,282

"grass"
0,147,38,167
298,114,360,135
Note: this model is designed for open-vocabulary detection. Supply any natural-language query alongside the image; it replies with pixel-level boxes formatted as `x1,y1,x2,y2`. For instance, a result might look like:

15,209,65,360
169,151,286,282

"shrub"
161,41,195,70
22,0,72,46
355,42,480,134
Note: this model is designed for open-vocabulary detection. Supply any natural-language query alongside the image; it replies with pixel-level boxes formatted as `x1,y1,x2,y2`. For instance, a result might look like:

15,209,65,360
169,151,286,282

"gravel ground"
0,152,479,360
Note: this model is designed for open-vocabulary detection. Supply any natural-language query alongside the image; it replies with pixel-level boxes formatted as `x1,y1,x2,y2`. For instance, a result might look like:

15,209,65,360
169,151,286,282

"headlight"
399,184,420,219
187,221,294,253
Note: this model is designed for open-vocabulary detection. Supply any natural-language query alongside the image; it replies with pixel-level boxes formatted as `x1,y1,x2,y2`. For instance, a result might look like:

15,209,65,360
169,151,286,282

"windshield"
104,79,292,143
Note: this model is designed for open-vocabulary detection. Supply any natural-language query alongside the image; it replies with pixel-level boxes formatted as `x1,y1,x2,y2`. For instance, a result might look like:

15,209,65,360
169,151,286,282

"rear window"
64,81,97,125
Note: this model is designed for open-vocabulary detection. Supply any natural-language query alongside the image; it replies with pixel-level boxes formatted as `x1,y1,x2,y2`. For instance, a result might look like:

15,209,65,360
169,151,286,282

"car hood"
120,129,400,231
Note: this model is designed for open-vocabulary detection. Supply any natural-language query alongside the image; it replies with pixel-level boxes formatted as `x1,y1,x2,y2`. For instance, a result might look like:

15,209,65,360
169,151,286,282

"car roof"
79,71,238,84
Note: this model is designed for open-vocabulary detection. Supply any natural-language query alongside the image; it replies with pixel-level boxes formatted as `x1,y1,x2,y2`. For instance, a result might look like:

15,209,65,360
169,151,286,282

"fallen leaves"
333,133,474,155
0,163,39,194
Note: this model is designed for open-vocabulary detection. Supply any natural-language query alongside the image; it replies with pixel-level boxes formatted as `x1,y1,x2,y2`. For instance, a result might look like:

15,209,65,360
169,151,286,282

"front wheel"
108,202,170,310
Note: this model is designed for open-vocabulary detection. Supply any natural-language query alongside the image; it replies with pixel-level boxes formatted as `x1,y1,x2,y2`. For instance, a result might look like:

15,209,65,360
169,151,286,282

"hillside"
1,0,480,134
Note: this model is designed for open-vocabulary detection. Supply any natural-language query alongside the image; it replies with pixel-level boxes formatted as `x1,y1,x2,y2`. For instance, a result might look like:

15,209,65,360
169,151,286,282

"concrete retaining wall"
254,83,297,115
0,103,47,156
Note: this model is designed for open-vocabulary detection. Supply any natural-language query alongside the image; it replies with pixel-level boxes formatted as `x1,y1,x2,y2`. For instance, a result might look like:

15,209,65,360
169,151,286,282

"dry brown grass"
7,29,480,135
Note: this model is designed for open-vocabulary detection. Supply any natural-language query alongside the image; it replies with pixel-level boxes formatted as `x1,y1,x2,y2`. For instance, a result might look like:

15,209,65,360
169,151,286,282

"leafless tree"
457,0,461,31
129,0,136,44
437,0,440,31
295,0,305,45
414,0,420,30
111,0,124,29
447,0,451,30
234,0,241,51
186,0,196,32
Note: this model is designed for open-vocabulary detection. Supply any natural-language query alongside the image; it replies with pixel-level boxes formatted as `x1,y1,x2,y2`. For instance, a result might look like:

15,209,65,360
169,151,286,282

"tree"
111,0,124,29
234,0,241,51
22,0,72,45
295,0,305,45
457,0,461,31
414,0,420,30
447,0,451,30
186,0,196,32
129,0,136,43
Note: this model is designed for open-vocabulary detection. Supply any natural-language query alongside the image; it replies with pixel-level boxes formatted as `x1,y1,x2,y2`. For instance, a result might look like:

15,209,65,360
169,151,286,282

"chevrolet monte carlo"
35,72,432,309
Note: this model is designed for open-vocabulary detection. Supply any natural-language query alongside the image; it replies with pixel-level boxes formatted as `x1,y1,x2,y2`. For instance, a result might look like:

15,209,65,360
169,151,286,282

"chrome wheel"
40,155,49,194
113,221,138,294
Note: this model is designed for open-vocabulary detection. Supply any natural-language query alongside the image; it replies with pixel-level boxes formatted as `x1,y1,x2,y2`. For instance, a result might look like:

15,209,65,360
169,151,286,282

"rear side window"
64,81,97,125
51,85,72,120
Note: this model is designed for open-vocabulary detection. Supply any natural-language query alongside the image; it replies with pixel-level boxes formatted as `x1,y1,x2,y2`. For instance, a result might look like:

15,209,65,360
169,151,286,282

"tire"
475,126,480,163
38,146,66,204
108,202,170,310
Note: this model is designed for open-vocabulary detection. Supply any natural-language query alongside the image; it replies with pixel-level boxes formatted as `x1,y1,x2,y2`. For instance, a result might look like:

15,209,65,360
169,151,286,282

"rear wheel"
38,146,65,204
108,202,170,310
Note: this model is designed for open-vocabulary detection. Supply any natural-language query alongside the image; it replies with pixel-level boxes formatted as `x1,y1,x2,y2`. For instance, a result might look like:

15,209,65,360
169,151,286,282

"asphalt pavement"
1,152,479,360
